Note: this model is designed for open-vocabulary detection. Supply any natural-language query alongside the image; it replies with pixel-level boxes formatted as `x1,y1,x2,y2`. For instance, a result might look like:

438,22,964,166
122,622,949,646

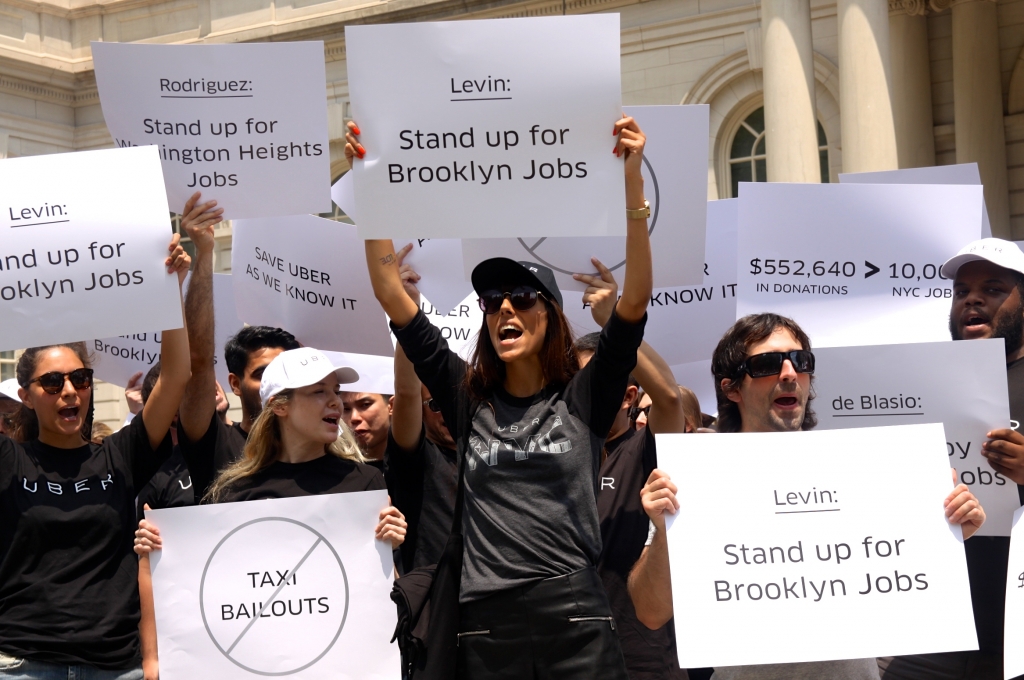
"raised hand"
180,192,223,256
575,257,618,327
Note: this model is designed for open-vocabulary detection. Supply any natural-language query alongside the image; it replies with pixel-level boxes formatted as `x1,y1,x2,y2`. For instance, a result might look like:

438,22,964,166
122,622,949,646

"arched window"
728,106,829,198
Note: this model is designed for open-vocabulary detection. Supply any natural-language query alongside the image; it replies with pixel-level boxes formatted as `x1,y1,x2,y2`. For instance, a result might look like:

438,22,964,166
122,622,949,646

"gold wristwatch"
626,199,650,220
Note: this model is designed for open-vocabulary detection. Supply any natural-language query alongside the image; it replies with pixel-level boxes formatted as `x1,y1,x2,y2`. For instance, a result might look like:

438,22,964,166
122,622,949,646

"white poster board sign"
812,340,1018,536
562,199,737,366
92,42,331,219
0,146,182,350
461,105,710,288
231,216,393,356
1005,506,1024,680
736,183,983,347
92,274,243,390
146,491,399,680
657,424,977,668
839,163,991,238
331,173,471,316
345,16,624,239
324,352,395,395
390,292,482,362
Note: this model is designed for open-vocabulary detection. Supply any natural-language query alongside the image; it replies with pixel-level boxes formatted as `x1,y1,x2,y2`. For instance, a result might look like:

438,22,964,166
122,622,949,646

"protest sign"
323,352,395,395
736,182,983,347
345,16,624,239
146,491,398,679
92,42,331,219
839,163,991,238
92,274,243,391
561,199,737,366
1005,506,1024,680
232,216,393,356
671,360,717,417
390,292,482,362
0,146,182,350
657,424,977,668
331,172,472,316
812,340,1018,536
461,105,710,288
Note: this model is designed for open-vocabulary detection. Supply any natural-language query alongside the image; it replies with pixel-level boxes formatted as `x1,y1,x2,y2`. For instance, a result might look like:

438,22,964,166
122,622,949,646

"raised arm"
391,251,425,450
140,235,192,451
579,258,684,434
613,116,653,324
628,469,679,629
177,192,224,443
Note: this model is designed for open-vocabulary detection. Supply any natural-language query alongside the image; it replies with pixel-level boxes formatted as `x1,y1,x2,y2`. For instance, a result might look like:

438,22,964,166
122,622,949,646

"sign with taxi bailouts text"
0,146,182,351
736,182,984,347
344,16,625,239
146,491,400,680
91,42,331,220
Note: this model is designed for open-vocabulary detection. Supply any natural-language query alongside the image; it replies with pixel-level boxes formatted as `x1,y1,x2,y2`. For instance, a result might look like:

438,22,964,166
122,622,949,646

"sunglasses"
737,350,815,379
477,286,543,315
629,405,652,421
423,398,441,413
26,368,94,395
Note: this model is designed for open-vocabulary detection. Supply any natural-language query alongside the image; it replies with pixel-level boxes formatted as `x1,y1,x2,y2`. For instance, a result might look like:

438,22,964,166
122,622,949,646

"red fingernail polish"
613,126,618,135
613,146,618,155
358,144,365,154
353,125,361,135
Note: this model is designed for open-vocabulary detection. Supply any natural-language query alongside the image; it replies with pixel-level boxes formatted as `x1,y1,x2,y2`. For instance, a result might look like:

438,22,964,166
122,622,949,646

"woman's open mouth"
499,324,523,344
58,406,79,422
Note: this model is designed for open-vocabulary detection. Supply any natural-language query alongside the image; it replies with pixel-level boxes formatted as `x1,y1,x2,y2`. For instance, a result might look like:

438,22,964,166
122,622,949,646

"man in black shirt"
574,259,689,680
878,239,1024,680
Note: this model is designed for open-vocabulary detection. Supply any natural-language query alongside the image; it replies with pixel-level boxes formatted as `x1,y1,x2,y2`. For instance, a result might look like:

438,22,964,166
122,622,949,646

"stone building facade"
1,0,1023,426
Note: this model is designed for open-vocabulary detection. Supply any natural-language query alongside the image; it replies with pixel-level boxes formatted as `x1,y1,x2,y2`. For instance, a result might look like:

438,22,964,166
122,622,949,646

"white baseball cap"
941,238,1024,279
0,379,21,403
259,347,359,407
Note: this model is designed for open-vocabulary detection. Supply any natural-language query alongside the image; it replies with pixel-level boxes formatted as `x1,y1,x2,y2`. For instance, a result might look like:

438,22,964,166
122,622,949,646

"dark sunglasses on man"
477,286,545,315
736,350,815,379
25,368,95,395
423,398,442,413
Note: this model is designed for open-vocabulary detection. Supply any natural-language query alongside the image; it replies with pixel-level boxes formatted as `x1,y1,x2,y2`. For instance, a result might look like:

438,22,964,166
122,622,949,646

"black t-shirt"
0,416,171,669
963,357,1024,654
178,414,248,504
392,308,645,602
384,428,458,573
135,448,193,513
597,426,686,680
217,454,385,503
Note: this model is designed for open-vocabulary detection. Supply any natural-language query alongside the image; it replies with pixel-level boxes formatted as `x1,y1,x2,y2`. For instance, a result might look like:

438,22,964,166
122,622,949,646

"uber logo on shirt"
22,473,114,495
469,416,573,469
600,477,615,490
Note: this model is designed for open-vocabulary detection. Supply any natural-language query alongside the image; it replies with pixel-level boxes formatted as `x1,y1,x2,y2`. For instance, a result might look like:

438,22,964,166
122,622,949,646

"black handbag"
391,448,466,679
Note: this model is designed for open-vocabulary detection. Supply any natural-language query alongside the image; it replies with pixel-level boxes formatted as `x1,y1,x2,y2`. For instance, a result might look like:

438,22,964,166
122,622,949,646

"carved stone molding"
889,0,928,16
928,0,995,13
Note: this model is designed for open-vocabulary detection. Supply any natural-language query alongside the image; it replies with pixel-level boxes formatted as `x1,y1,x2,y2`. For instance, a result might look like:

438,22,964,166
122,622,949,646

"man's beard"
240,387,263,426
951,301,1024,356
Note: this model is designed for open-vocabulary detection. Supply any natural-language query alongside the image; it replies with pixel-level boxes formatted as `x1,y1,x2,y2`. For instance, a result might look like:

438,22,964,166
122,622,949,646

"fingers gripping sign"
641,469,679,534
945,469,986,540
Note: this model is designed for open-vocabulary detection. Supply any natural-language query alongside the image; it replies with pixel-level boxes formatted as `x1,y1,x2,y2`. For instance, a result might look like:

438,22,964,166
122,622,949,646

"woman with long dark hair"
351,115,653,678
0,236,192,680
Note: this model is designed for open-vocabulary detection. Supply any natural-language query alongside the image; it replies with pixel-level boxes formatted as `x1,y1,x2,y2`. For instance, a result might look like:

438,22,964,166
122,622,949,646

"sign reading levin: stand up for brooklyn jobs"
657,424,977,668
147,491,400,680
345,16,625,239
0,146,182,351
91,42,331,219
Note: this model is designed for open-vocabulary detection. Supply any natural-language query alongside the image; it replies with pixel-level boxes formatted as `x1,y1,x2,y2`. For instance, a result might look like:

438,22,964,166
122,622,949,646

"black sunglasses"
478,286,543,315
27,368,94,395
737,350,815,379
423,398,441,413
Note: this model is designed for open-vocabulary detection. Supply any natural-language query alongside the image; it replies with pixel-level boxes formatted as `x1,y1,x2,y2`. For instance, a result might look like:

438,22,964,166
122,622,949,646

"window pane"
730,160,753,198
820,149,830,183
755,158,767,183
731,126,756,160
817,121,827,147
754,134,766,157
746,107,765,134
0,364,13,381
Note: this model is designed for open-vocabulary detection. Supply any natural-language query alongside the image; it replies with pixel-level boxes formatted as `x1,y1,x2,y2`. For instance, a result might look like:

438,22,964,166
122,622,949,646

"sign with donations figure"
736,182,983,347
0,146,182,350
812,340,1018,536
92,42,331,219
146,492,400,679
657,424,977,668
345,16,625,239
232,215,394,357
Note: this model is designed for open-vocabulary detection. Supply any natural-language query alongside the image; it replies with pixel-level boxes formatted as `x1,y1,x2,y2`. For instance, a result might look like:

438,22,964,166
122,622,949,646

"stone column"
889,0,936,168
950,0,1010,236
762,0,821,183
838,0,899,172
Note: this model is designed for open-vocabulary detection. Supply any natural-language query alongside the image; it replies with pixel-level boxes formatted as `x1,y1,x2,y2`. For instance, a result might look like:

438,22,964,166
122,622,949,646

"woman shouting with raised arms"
350,115,653,679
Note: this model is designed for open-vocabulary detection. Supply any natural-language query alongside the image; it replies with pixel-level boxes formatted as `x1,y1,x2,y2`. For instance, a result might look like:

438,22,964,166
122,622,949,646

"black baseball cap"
471,258,563,309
